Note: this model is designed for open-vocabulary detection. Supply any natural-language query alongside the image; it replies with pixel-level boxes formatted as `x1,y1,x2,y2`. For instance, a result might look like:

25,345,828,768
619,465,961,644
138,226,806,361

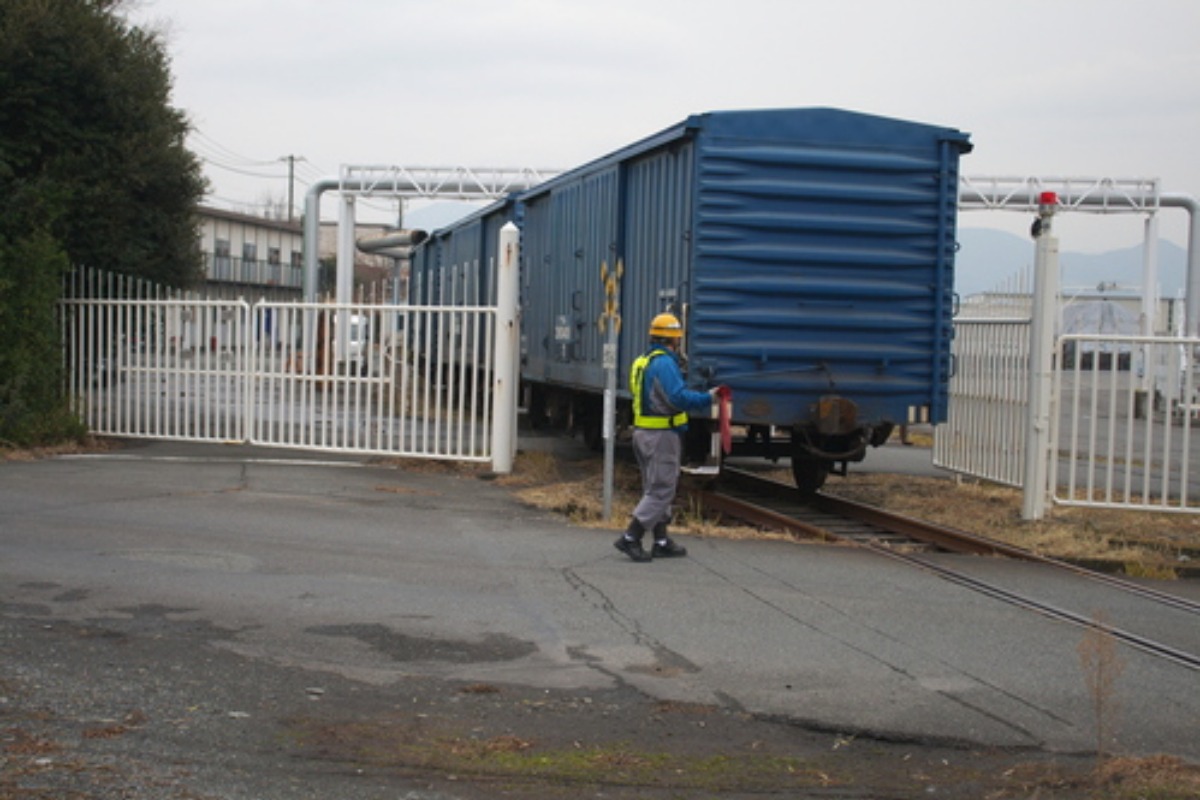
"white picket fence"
937,318,1200,513
1052,333,1200,511
60,278,501,463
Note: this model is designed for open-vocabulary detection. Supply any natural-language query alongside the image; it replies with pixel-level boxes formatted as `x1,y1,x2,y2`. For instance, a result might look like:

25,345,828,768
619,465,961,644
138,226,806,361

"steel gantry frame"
949,176,1200,519
958,175,1200,336
302,165,560,303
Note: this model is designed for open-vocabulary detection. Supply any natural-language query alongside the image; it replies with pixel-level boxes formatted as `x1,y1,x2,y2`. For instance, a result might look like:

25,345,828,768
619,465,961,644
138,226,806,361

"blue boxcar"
411,107,971,490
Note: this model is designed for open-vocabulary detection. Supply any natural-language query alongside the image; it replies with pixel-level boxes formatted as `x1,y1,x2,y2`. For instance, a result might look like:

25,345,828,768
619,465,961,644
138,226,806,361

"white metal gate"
934,317,1031,487
61,294,500,462
1052,333,1200,512
937,318,1200,513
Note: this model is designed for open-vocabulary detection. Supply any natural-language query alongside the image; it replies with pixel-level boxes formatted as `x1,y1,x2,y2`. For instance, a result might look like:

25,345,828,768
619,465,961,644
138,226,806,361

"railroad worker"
615,312,723,563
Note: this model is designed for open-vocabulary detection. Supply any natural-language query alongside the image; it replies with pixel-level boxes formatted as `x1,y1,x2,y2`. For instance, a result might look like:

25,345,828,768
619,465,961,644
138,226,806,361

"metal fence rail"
60,293,498,461
935,318,1031,487
1052,333,1200,512
937,316,1200,514
247,303,497,460
62,297,251,442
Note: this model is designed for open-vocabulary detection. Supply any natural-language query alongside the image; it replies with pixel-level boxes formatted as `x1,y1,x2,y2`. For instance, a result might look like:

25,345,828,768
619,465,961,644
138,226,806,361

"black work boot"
651,521,687,558
614,519,651,563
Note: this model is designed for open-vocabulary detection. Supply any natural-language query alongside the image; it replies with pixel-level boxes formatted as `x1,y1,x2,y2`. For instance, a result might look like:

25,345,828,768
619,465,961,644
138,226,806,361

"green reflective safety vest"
630,350,688,430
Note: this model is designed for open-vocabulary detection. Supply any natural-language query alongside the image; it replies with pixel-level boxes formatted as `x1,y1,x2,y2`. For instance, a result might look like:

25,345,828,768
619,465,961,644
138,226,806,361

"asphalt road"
2,438,1198,797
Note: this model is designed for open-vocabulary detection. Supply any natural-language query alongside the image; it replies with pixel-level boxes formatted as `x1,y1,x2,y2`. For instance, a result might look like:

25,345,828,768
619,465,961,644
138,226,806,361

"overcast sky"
126,0,1200,252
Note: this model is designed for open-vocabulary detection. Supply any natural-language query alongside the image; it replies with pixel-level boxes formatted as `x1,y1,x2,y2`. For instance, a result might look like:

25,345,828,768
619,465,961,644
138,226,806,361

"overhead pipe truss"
338,165,560,201
959,175,1162,214
958,175,1199,336
302,165,561,302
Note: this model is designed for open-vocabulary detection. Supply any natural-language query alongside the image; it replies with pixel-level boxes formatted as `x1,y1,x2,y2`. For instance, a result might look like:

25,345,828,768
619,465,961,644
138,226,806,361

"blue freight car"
411,108,972,491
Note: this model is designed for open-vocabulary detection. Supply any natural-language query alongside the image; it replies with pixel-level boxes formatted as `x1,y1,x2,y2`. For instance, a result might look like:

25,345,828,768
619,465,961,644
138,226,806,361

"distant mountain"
955,227,1188,298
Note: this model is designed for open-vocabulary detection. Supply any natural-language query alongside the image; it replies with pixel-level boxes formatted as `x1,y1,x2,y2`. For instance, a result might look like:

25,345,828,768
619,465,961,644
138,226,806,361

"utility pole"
280,155,305,222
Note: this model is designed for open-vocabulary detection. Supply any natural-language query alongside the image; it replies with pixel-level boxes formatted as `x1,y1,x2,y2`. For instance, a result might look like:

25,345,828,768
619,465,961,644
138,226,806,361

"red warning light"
1039,191,1059,205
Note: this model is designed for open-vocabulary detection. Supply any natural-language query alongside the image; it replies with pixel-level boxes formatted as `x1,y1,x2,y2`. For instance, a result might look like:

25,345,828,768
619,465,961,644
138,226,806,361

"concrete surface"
2,436,1197,767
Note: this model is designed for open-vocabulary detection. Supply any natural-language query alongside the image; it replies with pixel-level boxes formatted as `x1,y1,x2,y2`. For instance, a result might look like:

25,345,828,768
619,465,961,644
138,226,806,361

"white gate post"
336,194,357,369
1022,193,1061,520
491,223,520,474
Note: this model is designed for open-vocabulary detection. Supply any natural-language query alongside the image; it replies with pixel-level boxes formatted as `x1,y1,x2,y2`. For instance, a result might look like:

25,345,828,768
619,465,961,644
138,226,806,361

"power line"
199,157,289,179
189,129,278,167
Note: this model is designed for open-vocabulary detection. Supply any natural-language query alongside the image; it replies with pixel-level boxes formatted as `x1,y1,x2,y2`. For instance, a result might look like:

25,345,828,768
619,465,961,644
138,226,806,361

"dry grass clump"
819,471,1200,573
1092,754,1200,796
0,435,118,462
501,450,770,539
503,453,639,526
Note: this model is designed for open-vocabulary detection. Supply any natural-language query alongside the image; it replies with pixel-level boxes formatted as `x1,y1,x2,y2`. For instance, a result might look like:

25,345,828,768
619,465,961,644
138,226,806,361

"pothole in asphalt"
307,623,537,664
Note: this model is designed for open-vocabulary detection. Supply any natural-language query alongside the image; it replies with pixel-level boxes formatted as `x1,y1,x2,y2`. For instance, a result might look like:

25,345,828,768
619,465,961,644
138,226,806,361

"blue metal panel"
685,108,970,425
520,167,619,390
619,144,696,390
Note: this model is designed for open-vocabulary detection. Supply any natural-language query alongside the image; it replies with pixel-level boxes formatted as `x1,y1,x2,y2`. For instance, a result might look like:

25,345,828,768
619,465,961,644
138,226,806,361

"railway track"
699,468,1200,671
702,468,1022,556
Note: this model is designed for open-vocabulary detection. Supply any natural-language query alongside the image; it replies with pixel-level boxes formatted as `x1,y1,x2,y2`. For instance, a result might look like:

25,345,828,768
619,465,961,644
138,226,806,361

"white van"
341,313,371,375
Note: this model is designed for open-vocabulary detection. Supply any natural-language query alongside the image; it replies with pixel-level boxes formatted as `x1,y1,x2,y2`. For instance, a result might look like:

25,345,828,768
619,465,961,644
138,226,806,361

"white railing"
248,302,497,460
935,318,1031,487
1052,334,1200,512
62,296,252,442
938,316,1200,513
60,294,499,462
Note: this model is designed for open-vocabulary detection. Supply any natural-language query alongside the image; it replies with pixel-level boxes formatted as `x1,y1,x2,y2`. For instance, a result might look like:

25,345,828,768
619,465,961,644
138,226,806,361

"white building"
195,207,401,301
196,206,304,300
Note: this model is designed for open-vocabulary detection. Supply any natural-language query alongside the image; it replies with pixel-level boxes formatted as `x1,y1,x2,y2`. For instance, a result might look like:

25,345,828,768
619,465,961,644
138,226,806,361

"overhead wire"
187,128,405,222
189,129,280,167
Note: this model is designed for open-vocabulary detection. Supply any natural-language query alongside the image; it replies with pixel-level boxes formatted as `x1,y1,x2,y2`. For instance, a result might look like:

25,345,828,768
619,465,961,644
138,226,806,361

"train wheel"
582,418,603,451
790,457,829,495
577,395,604,452
527,385,550,430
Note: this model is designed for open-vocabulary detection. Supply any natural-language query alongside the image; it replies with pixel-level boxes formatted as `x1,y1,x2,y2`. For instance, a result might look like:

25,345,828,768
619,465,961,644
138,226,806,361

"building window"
243,243,257,262
268,247,281,265
214,239,232,281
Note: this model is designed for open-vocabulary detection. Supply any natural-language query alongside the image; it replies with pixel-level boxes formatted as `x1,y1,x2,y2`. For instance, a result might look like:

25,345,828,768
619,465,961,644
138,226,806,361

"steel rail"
872,545,1200,672
710,468,1200,616
705,468,1200,671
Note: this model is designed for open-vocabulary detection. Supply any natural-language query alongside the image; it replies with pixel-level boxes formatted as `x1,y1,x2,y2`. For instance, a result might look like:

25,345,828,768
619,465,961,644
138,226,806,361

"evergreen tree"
0,0,206,445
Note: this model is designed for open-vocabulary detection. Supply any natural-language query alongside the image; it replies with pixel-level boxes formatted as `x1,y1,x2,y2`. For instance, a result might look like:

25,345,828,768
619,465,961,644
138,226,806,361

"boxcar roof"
520,107,971,201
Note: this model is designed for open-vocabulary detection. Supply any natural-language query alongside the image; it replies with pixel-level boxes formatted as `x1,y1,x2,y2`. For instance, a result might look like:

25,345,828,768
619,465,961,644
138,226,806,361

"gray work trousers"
631,427,683,536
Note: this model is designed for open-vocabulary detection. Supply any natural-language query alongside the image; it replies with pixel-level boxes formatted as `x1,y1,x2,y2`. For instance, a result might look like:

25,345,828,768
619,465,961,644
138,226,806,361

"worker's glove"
709,384,731,401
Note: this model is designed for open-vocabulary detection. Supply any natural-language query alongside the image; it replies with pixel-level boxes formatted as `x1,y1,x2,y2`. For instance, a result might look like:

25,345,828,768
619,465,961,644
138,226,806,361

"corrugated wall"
521,168,619,390
620,144,696,391
687,109,967,426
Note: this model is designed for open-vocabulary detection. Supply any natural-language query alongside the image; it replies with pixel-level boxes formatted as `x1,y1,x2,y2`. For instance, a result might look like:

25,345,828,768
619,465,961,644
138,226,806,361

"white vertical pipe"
491,223,520,473
1023,197,1060,520
1141,215,1160,336
336,195,357,368
1138,215,1160,409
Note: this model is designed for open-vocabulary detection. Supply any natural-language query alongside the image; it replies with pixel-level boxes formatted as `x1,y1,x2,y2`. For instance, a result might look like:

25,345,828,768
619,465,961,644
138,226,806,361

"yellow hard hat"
649,312,683,339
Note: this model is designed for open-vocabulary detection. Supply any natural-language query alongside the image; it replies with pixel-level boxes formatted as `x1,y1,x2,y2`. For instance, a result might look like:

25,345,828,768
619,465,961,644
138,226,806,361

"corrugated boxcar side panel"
412,203,514,308
521,168,619,390
480,210,513,305
688,110,963,427
619,143,696,392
